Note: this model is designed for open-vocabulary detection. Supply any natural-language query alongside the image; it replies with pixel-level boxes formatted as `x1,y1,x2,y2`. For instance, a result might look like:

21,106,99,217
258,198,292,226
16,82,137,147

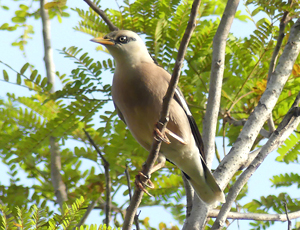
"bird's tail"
188,163,225,207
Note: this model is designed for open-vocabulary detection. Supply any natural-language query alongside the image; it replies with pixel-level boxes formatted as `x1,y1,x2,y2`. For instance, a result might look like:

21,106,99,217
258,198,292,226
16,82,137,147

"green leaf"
19,4,29,11
251,6,263,17
20,63,29,75
3,70,9,81
12,16,26,23
0,23,9,30
57,14,62,23
256,18,270,27
30,70,38,81
17,74,21,85
1,5,9,10
35,75,41,84
40,77,48,88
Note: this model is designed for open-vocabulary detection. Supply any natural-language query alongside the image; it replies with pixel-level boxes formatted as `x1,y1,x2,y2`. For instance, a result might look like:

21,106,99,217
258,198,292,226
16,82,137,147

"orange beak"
90,37,115,46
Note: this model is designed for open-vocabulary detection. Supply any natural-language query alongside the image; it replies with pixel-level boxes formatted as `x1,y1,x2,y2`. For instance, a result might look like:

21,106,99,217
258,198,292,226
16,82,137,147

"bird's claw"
154,124,171,144
135,172,154,197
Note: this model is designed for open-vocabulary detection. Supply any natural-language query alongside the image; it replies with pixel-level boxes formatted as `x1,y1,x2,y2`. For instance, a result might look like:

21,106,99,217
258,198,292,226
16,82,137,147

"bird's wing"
173,87,206,160
114,102,127,125
173,88,226,205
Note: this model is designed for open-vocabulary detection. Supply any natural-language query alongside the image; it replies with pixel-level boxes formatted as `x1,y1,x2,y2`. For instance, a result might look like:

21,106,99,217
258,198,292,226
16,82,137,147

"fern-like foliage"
276,132,300,163
244,193,300,230
0,197,119,230
271,173,300,188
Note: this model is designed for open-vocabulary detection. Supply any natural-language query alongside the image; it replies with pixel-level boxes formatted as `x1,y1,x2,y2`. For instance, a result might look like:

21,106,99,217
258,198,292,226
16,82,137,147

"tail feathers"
188,164,225,207
204,166,226,204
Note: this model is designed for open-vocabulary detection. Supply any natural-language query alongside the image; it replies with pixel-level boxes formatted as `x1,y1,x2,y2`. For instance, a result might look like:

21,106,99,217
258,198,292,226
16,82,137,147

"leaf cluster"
0,197,120,230
0,1,69,53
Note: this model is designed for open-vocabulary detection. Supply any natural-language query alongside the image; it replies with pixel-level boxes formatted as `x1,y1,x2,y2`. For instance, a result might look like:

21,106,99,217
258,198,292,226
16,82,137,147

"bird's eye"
118,36,128,43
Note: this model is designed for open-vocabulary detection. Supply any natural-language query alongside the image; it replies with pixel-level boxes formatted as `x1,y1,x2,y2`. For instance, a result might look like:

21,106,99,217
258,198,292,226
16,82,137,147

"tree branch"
203,0,240,168
266,10,291,133
95,197,126,217
284,202,292,230
208,209,300,222
211,92,300,229
83,0,118,31
40,0,68,211
183,0,240,229
238,148,261,170
182,173,194,218
77,197,101,227
83,129,111,226
122,0,202,229
224,115,271,138
214,17,300,190
125,165,140,230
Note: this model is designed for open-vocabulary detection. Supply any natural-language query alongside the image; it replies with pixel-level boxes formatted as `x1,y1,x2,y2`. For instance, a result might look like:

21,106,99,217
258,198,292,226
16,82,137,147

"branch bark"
122,0,202,229
266,10,290,132
40,0,68,211
284,202,292,230
203,0,240,168
208,209,300,222
214,17,300,189
83,0,118,32
182,173,194,218
83,129,111,226
211,93,300,229
125,165,140,230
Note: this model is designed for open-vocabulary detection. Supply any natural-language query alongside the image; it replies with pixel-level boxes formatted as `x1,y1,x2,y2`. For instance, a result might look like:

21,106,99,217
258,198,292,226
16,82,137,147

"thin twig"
125,165,133,200
227,91,254,114
125,165,140,230
224,115,271,138
226,49,268,113
83,128,111,226
77,197,101,227
208,208,300,222
83,0,118,31
122,0,202,229
284,202,292,230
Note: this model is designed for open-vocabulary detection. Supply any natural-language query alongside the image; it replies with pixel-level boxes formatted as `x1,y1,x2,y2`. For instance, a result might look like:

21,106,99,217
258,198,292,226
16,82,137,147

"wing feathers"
174,88,205,160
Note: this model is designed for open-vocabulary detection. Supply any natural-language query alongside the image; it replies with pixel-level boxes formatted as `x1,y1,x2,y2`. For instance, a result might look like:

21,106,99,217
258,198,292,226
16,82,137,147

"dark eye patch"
116,36,136,44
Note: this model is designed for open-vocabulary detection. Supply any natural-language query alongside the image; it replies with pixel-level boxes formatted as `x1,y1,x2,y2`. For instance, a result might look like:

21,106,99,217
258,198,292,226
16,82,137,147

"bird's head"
91,30,153,67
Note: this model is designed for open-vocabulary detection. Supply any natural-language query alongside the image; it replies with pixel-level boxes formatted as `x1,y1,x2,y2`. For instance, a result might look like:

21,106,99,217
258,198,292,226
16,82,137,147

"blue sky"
0,1,298,229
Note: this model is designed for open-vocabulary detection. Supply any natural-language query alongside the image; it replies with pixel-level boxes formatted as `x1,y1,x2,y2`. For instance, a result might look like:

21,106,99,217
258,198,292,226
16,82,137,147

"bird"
91,30,225,206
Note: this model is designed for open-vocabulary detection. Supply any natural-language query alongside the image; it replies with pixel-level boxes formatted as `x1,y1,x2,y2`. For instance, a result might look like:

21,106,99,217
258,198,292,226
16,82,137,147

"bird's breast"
111,68,165,149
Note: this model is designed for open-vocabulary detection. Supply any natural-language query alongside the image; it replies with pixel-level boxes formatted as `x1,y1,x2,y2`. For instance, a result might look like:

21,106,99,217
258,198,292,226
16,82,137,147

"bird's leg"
149,158,166,174
164,128,187,145
154,122,187,145
135,173,154,197
135,155,166,196
153,122,171,144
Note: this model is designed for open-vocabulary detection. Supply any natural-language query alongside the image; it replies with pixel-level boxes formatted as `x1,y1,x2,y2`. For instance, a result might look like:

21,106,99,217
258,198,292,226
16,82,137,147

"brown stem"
83,0,118,31
125,165,140,230
83,129,111,226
